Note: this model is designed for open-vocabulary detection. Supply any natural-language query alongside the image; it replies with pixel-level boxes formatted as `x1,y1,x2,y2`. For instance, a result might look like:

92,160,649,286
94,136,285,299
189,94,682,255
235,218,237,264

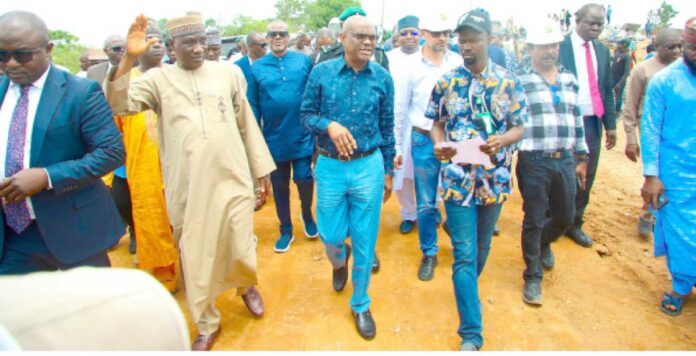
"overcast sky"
3,0,693,47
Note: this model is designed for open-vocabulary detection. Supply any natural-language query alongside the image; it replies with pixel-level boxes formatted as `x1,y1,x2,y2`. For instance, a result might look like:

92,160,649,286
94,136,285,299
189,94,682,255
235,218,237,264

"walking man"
516,18,589,305
248,20,318,252
301,15,395,340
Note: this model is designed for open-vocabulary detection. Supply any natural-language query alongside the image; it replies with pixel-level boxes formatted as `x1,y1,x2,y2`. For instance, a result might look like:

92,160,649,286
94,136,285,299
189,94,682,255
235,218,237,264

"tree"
654,1,678,28
221,15,271,36
48,29,86,74
304,0,360,31
275,0,309,29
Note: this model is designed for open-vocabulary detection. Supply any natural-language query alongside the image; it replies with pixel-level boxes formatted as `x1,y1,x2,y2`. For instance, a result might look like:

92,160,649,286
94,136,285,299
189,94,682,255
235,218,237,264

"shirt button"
353,76,357,80
282,77,286,81
352,92,356,96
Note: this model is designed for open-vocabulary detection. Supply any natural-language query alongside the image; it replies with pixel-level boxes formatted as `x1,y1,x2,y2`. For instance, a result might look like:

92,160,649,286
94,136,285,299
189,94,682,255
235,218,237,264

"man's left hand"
383,175,392,203
605,130,617,150
479,135,503,155
0,168,49,204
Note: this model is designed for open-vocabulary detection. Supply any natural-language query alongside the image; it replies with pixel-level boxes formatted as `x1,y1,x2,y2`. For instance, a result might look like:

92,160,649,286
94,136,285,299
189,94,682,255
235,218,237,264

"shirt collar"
336,56,373,75
572,30,592,47
10,65,51,91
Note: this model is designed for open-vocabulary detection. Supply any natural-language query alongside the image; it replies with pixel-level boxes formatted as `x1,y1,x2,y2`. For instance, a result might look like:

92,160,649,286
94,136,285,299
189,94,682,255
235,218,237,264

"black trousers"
517,151,577,281
111,176,135,239
573,116,602,230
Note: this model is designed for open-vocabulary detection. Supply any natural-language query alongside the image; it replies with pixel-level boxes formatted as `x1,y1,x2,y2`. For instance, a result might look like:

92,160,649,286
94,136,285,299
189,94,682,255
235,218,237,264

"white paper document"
436,137,493,166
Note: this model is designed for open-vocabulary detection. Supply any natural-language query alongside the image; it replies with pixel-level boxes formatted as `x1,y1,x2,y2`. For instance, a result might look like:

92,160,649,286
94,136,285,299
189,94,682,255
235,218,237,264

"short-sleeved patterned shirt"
425,60,527,206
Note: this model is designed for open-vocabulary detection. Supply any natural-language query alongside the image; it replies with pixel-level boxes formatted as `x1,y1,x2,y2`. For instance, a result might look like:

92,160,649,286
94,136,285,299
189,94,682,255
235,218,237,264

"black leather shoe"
333,245,351,292
566,227,593,247
417,255,437,281
523,280,543,306
541,244,554,270
372,253,380,273
352,309,376,340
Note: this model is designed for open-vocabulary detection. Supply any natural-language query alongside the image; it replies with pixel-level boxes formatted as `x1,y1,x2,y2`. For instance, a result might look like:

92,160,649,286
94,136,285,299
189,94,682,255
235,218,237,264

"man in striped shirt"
515,19,589,306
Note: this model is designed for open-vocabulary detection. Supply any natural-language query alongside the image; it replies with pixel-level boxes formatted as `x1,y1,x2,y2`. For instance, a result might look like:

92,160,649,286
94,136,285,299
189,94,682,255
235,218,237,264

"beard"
684,52,696,76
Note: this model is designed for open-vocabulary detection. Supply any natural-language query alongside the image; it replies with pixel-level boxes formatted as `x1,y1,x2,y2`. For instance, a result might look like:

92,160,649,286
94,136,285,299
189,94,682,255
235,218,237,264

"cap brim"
454,23,487,33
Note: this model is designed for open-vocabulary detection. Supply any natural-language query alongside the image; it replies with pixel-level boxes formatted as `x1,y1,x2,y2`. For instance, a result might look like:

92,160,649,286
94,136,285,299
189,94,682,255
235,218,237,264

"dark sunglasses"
350,32,377,42
399,30,420,37
251,42,269,48
550,85,561,105
267,31,289,38
428,30,451,38
0,43,47,64
109,46,125,53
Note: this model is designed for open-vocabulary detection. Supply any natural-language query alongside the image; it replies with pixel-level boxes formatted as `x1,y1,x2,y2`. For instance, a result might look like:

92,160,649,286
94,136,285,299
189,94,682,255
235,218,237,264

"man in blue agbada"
640,17,696,317
248,20,317,253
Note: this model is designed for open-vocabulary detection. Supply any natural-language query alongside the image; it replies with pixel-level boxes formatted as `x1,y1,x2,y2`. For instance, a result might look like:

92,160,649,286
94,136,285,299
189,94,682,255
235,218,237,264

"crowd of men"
0,2,694,352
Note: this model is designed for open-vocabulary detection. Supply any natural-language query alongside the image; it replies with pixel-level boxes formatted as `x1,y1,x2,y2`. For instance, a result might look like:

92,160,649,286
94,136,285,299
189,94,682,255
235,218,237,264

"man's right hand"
394,155,403,170
327,122,357,156
126,15,159,58
625,143,640,162
641,176,664,209
433,145,457,162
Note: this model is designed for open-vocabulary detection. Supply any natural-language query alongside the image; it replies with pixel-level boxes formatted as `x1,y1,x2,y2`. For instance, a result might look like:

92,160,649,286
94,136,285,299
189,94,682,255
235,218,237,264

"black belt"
318,148,376,161
519,150,573,160
412,126,430,135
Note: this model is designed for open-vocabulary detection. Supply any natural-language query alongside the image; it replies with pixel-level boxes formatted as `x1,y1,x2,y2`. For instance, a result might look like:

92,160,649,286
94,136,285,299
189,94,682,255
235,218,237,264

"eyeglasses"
251,42,269,48
428,31,451,38
350,32,377,42
550,85,561,105
267,31,289,38
0,43,47,64
399,30,420,37
109,46,125,53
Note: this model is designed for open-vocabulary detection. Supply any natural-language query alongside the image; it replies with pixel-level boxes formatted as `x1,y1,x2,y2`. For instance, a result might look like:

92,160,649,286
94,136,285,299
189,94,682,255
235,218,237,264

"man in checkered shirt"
515,18,589,306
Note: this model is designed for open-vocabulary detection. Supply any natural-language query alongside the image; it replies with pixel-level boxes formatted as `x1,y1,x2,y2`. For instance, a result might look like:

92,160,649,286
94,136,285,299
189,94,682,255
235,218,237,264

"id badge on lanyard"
469,77,495,136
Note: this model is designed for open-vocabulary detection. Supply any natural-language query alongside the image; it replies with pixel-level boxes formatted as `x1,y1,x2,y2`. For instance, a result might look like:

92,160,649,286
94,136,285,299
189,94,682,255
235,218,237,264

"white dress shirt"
391,49,463,189
571,30,599,116
0,66,51,218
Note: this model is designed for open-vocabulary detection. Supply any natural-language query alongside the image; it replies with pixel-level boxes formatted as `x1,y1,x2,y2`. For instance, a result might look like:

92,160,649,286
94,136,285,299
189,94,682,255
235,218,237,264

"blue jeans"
411,130,441,256
444,201,503,349
269,156,314,235
315,151,384,313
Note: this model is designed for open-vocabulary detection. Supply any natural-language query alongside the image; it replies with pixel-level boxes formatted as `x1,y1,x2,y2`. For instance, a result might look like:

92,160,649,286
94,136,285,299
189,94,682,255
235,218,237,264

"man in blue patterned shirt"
300,15,395,340
515,18,589,306
425,9,526,351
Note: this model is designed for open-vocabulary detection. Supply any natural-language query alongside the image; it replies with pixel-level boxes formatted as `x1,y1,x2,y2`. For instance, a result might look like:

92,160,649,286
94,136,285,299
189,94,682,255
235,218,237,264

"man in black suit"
558,3,617,247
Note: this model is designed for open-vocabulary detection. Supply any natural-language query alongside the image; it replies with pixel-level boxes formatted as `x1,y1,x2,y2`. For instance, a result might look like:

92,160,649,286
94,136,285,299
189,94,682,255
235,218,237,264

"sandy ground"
109,124,696,351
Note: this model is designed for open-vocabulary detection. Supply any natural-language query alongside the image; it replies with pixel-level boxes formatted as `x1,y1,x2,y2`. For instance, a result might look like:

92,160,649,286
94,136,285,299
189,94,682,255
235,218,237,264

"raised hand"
125,14,159,58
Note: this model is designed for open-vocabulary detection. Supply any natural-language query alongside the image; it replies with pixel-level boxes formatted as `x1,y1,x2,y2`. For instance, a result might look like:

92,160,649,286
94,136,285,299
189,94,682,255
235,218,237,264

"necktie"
583,42,605,118
4,85,32,234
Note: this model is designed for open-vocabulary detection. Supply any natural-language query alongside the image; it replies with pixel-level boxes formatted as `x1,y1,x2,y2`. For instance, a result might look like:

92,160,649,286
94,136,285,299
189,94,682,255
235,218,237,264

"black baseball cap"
454,9,492,34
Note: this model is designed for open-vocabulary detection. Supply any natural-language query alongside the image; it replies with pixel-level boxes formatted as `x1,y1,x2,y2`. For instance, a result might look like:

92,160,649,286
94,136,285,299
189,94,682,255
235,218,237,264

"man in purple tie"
558,3,617,248
0,11,125,274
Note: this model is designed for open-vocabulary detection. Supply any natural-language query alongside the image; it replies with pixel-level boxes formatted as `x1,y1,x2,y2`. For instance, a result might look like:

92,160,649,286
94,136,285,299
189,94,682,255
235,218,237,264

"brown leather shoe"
241,286,264,317
191,327,221,351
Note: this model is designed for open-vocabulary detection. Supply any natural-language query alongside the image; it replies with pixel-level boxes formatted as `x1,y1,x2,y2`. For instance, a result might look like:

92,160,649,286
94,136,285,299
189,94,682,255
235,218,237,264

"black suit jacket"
558,35,616,130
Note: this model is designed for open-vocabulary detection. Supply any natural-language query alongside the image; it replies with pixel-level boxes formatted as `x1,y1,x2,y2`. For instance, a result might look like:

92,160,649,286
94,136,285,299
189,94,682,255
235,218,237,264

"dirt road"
109,125,695,350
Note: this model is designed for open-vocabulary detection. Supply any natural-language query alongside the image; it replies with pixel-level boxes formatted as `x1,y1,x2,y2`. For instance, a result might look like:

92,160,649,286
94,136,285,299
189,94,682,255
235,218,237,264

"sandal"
660,292,685,316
